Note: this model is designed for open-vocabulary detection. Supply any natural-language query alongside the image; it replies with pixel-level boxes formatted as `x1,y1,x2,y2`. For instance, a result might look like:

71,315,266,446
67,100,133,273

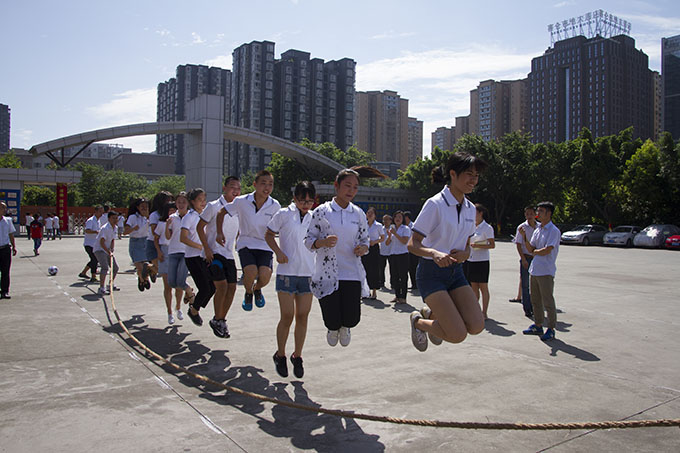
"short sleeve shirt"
514,220,537,255
44,217,53,229
528,221,561,277
180,210,202,258
411,187,476,260
157,221,170,246
468,220,494,262
224,193,281,252
200,196,239,260
126,213,148,238
93,223,116,253
147,211,161,241
389,224,411,255
83,215,102,247
368,221,383,243
167,212,186,255
267,203,314,277
379,224,392,256
0,216,16,246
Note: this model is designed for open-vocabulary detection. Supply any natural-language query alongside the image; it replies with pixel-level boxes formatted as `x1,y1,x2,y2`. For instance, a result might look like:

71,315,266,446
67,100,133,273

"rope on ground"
106,263,680,431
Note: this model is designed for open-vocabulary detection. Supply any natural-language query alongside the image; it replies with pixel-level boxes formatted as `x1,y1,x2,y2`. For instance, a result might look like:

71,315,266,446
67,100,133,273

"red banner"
56,183,68,232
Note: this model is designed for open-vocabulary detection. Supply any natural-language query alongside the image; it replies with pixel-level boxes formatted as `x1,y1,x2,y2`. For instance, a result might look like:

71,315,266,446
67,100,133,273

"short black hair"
224,175,239,186
293,181,316,200
536,201,555,215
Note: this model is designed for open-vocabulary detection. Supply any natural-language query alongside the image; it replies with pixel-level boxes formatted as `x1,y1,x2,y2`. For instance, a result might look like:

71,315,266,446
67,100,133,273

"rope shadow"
484,318,516,337
544,339,600,361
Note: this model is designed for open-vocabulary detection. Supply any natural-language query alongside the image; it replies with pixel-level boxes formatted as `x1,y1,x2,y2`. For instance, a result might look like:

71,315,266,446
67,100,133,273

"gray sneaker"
410,311,428,352
221,319,230,339
420,306,443,345
209,318,227,338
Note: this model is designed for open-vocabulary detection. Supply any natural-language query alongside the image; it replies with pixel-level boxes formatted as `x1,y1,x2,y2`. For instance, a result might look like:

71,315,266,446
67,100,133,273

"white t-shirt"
147,211,161,241
44,217,53,229
411,187,476,260
180,210,202,258
224,193,281,252
126,213,148,238
157,220,170,246
99,215,108,228
469,220,494,262
200,196,239,260
514,220,538,255
167,212,186,255
368,221,383,244
52,215,60,230
529,221,561,277
83,215,102,247
379,224,392,256
389,224,411,255
0,216,16,246
93,222,116,253
267,203,314,277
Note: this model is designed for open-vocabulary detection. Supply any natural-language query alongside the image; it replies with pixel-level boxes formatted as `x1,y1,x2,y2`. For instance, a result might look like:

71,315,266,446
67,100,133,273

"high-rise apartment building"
652,71,663,140
355,90,409,168
407,117,423,162
662,35,680,139
157,64,232,174
0,104,9,154
529,34,653,143
469,78,528,141
431,126,456,153
454,115,470,141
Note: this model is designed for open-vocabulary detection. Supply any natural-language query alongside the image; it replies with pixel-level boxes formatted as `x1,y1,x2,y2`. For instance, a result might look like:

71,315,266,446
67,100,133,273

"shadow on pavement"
362,298,390,310
391,302,416,313
544,338,600,361
484,318,516,337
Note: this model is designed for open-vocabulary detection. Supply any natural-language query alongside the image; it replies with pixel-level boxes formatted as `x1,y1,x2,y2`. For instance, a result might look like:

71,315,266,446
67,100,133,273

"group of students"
75,149,561,379
24,212,62,256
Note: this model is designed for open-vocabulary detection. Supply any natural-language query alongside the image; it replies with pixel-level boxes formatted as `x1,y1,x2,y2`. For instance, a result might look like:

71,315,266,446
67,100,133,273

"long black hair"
431,152,487,184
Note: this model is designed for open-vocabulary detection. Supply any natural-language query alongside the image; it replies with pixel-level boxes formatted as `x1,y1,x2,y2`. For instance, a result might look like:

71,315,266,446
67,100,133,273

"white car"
560,224,607,246
603,225,641,248
633,224,680,248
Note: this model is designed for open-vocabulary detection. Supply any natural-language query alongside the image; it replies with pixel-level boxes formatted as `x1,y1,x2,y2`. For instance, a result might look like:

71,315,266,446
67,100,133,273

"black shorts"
207,254,237,283
238,247,273,269
463,260,490,283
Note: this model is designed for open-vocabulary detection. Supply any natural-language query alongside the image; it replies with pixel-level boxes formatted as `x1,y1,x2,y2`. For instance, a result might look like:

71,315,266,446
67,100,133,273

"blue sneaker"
254,289,265,308
540,328,555,341
522,324,544,335
242,292,253,311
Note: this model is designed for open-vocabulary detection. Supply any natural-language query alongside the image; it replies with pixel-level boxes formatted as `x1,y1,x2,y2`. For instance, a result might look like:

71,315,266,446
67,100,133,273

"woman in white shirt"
463,204,495,319
386,211,411,304
407,151,487,352
146,191,173,285
361,207,384,300
157,201,184,325
165,192,194,313
305,168,369,348
124,197,150,292
378,214,392,290
265,181,316,379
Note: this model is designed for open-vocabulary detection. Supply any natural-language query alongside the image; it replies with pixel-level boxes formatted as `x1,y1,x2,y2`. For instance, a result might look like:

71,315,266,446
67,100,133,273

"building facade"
652,71,663,140
157,64,232,174
469,78,528,141
529,34,653,143
355,90,409,169
662,35,680,139
0,104,9,154
431,126,456,153
454,115,470,141
407,117,423,163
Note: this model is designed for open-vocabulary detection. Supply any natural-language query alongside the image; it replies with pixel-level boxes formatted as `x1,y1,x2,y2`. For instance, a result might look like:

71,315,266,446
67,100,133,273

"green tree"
396,146,452,203
0,151,23,168
657,132,680,225
22,185,56,206
73,162,147,207
616,140,665,224
144,175,186,199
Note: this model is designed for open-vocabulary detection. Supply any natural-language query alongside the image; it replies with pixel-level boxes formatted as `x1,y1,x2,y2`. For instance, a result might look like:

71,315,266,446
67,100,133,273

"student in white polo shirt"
513,205,538,319
378,214,392,289
218,170,281,312
0,202,17,299
407,151,487,352
197,176,241,339
519,201,561,342
464,203,495,319
305,168,369,348
386,210,411,304
181,188,211,327
265,181,316,379
124,197,151,292
44,214,53,241
79,205,103,282
93,211,120,296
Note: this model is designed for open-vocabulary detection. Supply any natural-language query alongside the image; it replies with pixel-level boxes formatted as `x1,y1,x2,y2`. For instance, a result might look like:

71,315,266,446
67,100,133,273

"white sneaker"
421,306,443,346
410,311,428,352
175,309,184,321
339,327,351,347
98,287,110,295
168,313,175,324
327,329,339,347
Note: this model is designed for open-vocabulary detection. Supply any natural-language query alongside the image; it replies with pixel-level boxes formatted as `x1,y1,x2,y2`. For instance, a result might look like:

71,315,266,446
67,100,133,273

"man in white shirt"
0,202,17,299
79,205,104,282
44,214,53,241
519,201,560,341
93,212,120,295
25,212,33,240
513,206,538,319
197,176,241,338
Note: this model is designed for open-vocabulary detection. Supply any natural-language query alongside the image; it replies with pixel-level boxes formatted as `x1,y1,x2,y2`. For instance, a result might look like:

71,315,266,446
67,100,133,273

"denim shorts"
129,237,147,263
167,253,188,289
146,239,158,261
238,247,273,269
416,258,469,300
275,274,312,295
157,245,170,275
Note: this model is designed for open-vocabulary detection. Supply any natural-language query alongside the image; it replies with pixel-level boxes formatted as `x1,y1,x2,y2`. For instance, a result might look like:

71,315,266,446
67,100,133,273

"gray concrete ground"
1,235,679,452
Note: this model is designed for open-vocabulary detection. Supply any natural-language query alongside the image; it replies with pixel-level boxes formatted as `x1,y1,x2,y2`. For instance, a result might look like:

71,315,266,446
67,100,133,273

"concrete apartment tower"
407,117,423,163
431,127,455,153
469,79,528,141
0,104,9,154
662,35,680,139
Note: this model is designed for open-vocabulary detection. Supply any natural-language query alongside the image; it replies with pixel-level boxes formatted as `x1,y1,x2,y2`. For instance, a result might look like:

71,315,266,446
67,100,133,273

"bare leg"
415,285,484,343
174,288,183,311
255,266,272,290
213,280,227,319
242,265,258,294
479,282,490,318
276,292,295,357
162,275,172,314
293,293,313,357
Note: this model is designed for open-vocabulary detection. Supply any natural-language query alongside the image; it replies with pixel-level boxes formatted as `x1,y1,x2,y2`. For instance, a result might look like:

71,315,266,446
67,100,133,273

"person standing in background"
24,212,33,240
361,207,384,300
404,211,418,293
79,206,103,282
378,214,392,290
464,204,495,319
513,206,538,319
0,202,17,299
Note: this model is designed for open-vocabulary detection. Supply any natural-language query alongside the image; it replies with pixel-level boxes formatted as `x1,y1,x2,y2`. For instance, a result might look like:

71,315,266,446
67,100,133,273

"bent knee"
443,331,467,344
467,320,485,335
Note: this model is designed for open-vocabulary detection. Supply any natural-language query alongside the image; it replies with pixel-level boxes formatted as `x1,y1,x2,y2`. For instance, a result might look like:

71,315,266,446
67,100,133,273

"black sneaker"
290,355,304,379
144,279,151,290
149,269,157,283
209,318,227,338
138,280,145,292
273,353,288,377
187,308,203,326
254,289,265,308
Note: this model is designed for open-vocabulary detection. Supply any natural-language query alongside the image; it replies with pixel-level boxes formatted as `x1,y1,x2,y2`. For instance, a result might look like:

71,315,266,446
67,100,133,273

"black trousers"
389,253,409,299
361,244,381,290
184,256,216,310
379,254,389,288
0,246,11,294
319,280,361,330
408,252,419,289
84,246,98,274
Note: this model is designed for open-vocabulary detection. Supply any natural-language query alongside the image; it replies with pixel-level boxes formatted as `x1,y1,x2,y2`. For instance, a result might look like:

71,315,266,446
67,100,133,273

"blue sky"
2,0,678,157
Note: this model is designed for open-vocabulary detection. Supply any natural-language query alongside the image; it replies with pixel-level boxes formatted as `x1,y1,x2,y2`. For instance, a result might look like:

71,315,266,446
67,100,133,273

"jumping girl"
147,191,173,285
165,192,195,320
158,201,183,324
124,197,151,291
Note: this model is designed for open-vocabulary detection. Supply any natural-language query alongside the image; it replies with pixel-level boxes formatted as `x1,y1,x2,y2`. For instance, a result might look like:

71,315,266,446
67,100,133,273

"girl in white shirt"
305,169,369,348
265,181,316,379
407,151,488,352
379,214,392,290
386,210,411,304
361,207,384,300
463,204,495,319
165,192,195,310
147,191,173,286
124,197,150,292
158,201,184,324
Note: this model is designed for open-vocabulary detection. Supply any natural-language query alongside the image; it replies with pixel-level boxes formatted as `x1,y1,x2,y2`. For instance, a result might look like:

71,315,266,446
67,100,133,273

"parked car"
603,225,642,247
665,235,680,250
633,224,680,248
560,224,608,246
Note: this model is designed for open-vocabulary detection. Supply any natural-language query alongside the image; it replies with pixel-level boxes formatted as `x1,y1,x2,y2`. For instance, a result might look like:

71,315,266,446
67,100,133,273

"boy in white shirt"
93,212,120,296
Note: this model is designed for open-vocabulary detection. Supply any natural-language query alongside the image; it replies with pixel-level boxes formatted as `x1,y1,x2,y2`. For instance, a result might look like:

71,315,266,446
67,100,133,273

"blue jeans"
520,255,533,316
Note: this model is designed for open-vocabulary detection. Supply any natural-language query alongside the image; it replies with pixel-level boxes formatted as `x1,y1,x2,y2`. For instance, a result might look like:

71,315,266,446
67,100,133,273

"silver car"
603,225,641,248
633,224,680,248
560,224,607,246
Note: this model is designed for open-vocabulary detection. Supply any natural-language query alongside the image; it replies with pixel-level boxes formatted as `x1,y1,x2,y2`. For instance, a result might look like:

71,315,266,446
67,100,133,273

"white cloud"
11,129,34,149
553,0,575,7
191,32,205,45
370,30,417,40
205,54,232,70
155,28,171,37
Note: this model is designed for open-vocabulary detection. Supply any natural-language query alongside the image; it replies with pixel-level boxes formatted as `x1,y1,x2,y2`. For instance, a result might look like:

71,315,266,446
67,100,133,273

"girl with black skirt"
361,206,384,300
